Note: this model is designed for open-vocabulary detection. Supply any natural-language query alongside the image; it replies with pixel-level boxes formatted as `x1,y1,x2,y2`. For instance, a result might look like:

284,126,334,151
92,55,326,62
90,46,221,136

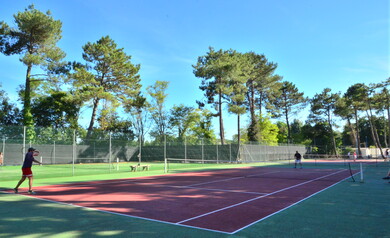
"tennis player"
14,147,42,194
294,151,302,169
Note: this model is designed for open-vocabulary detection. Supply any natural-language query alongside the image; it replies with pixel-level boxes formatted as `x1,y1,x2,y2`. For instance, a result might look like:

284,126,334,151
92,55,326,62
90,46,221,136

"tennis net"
164,157,364,182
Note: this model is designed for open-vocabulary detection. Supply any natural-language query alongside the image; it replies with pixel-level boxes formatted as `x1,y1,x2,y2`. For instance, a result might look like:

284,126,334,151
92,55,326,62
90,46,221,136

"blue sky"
0,0,388,139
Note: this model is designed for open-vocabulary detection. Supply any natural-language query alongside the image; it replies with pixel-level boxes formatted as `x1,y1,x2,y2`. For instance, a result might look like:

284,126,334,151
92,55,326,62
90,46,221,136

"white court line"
188,171,282,187
130,182,268,195
0,191,233,235
231,172,359,234
176,169,348,225
1,169,357,235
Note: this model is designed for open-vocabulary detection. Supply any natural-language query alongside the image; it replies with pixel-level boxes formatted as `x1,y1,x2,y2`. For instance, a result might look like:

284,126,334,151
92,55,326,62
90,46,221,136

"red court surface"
9,167,358,234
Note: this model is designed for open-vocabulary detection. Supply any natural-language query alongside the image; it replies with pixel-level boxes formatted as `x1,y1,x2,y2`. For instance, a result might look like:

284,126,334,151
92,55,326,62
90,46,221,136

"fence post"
53,141,56,165
72,129,76,176
139,134,142,165
216,143,219,164
185,136,187,163
229,143,232,163
2,137,5,166
23,126,26,163
163,134,167,173
201,138,204,164
109,131,112,172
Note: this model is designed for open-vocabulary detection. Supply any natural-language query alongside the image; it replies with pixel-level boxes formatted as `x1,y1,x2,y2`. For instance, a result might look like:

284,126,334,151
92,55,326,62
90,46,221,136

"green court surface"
0,161,389,238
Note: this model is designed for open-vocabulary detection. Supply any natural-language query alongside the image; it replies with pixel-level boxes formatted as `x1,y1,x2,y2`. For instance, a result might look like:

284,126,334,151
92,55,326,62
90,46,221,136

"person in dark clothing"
294,151,302,169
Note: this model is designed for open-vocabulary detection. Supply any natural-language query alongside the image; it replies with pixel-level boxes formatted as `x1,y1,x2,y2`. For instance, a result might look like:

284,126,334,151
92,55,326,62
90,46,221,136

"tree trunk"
247,85,257,141
327,110,338,156
285,108,291,143
367,107,385,159
87,97,100,139
367,110,380,151
387,107,390,147
354,109,362,157
347,118,356,146
383,111,388,148
237,114,241,146
218,92,225,145
24,64,33,127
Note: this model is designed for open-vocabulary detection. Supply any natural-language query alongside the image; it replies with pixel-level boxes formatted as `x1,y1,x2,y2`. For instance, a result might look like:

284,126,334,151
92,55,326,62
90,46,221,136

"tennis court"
4,166,359,234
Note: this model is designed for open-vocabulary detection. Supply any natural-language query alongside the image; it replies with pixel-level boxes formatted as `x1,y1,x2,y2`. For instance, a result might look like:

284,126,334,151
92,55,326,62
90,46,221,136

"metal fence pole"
201,138,204,164
109,132,112,172
216,143,219,164
185,136,187,163
2,137,5,166
53,141,56,165
72,130,76,176
229,143,232,163
139,134,142,165
164,134,167,161
164,135,167,173
23,126,26,163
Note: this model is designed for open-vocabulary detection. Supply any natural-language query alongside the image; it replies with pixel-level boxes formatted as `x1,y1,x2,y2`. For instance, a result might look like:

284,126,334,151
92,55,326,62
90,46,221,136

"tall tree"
334,96,357,147
374,78,390,147
0,5,65,127
124,93,150,145
71,36,141,138
364,84,385,158
147,80,170,143
226,53,247,144
270,81,307,143
310,88,340,156
242,52,281,141
193,47,237,145
344,83,370,157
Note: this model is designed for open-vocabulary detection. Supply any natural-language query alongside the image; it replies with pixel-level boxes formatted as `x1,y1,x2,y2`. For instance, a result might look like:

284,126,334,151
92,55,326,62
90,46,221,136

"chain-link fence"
1,126,310,167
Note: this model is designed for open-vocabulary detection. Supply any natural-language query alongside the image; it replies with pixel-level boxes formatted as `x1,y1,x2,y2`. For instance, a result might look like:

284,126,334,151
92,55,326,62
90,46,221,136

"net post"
360,162,364,183
117,157,119,171
164,158,167,173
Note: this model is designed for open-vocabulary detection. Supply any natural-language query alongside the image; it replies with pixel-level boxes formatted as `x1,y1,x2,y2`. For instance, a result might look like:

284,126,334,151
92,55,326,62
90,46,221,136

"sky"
0,0,389,140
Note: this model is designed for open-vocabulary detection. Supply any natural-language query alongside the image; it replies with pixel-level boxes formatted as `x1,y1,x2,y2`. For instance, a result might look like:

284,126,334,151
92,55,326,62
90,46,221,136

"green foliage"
0,5,66,127
188,109,217,143
309,88,340,154
276,121,288,143
257,116,279,145
0,85,22,125
193,47,239,144
241,52,281,142
71,36,141,138
147,81,170,142
31,91,81,129
169,105,197,139
124,93,150,145
271,81,307,142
